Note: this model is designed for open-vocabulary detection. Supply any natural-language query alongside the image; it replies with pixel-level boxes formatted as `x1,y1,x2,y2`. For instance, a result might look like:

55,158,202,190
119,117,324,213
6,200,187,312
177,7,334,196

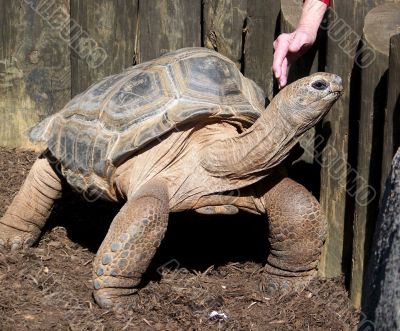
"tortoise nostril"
332,75,343,93
334,75,342,86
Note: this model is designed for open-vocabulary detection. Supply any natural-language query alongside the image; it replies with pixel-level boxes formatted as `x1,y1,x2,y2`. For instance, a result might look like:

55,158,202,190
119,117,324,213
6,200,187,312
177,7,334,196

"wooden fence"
0,0,399,307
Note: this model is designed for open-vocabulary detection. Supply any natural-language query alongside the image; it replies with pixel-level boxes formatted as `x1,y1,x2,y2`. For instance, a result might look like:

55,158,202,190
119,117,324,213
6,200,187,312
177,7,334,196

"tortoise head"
272,72,343,134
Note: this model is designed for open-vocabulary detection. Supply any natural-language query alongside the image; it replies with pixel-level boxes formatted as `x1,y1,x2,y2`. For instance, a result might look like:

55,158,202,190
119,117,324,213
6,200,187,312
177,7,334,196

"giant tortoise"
0,47,342,308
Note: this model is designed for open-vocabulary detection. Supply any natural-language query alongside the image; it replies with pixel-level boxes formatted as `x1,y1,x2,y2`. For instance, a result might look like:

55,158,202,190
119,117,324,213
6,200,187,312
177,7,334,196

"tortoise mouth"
330,83,343,95
325,88,342,99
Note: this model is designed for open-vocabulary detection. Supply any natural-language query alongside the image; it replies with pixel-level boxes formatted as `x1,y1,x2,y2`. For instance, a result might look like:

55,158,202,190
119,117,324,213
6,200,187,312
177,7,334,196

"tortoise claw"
10,239,23,251
0,223,39,251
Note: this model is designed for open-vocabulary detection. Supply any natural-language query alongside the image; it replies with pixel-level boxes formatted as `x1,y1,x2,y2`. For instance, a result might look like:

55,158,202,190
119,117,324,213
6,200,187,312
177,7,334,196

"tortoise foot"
0,222,39,251
259,267,316,297
93,287,138,309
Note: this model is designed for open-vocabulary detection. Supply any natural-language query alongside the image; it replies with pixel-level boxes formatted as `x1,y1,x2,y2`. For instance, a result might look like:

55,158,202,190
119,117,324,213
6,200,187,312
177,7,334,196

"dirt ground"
0,147,360,330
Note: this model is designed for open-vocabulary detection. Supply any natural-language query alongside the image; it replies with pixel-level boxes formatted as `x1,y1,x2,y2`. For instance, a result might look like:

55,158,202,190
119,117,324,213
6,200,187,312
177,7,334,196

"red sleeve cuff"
303,0,330,4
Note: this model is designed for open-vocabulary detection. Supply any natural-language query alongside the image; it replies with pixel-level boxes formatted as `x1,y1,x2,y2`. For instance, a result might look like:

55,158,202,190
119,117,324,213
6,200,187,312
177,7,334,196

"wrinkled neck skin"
201,92,304,182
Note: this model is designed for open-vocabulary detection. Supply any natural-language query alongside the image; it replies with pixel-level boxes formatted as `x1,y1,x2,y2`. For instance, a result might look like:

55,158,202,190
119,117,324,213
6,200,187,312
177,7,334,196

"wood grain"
203,0,247,69
318,0,379,283
351,3,400,307
0,0,71,147
280,0,324,169
137,0,201,63
244,0,280,100
70,0,138,96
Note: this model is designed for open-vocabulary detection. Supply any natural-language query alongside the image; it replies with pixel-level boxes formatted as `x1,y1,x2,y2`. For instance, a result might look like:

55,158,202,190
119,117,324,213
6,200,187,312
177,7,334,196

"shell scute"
59,124,78,171
100,68,176,133
92,134,111,178
75,127,96,174
171,55,244,104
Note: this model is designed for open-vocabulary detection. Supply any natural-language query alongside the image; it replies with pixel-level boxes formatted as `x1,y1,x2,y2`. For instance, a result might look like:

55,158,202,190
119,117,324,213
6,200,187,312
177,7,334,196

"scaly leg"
259,176,327,295
92,180,169,308
0,156,63,250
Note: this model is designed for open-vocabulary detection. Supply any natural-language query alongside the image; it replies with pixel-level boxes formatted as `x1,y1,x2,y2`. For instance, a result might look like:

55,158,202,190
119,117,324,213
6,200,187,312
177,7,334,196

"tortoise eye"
312,80,328,90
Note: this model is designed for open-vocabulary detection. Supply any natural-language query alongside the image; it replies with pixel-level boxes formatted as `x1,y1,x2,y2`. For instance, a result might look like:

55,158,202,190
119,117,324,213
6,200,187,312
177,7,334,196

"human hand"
272,27,317,88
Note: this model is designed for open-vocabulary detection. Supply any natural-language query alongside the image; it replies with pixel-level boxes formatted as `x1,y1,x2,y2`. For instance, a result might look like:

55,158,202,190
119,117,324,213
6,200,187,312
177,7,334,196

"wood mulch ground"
0,147,360,330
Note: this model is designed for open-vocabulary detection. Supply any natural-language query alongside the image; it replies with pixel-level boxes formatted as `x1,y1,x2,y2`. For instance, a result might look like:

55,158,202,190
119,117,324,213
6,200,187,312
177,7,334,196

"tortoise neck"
201,99,298,181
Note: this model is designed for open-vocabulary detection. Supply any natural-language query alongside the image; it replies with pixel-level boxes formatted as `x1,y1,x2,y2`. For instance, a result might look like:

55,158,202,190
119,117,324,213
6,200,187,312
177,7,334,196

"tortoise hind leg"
259,176,327,295
0,156,63,250
93,180,169,308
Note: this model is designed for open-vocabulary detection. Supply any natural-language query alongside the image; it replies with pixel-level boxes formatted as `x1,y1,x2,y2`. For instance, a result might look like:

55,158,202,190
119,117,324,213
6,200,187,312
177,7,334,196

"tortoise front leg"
0,157,63,250
259,176,327,295
93,180,169,308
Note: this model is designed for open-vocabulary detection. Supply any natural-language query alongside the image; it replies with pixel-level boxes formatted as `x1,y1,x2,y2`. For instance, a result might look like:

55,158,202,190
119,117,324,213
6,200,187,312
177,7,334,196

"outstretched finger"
279,57,288,88
272,36,290,79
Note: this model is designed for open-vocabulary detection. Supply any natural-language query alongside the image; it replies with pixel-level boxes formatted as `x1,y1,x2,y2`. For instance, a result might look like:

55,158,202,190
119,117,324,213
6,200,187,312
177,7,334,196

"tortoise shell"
30,47,266,199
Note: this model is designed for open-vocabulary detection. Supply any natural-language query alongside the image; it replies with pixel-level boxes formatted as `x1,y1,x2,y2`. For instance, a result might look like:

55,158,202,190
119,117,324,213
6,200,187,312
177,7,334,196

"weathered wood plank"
137,0,201,63
244,0,280,100
280,0,323,170
351,3,400,308
318,0,381,282
70,0,138,96
382,33,400,193
203,0,247,69
0,0,70,148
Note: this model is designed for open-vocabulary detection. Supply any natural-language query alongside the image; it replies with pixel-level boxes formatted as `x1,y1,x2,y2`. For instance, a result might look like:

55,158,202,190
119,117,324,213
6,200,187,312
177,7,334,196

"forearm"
298,0,328,39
